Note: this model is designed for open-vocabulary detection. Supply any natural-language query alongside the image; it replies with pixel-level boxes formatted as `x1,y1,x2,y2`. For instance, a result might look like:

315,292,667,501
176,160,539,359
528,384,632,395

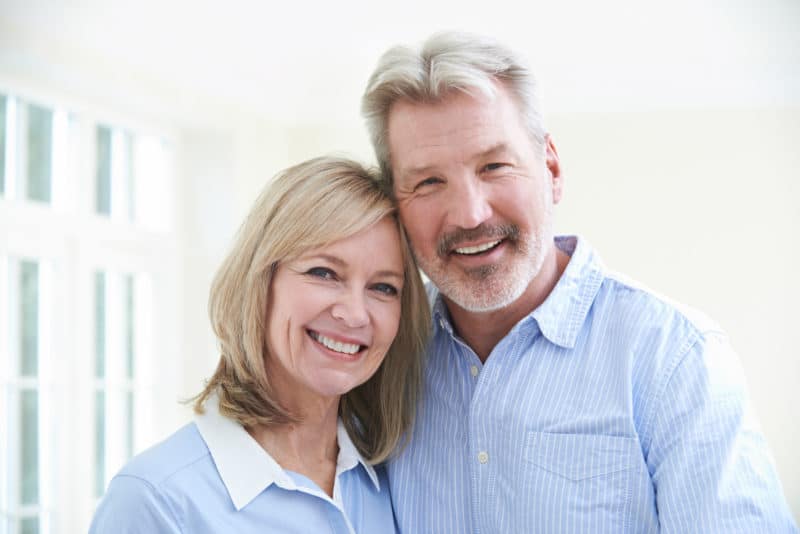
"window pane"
96,126,111,215
0,94,6,194
19,517,39,534
20,260,39,376
125,391,134,460
26,103,52,203
20,389,39,506
94,272,105,378
94,390,105,496
21,517,39,534
125,274,134,379
122,130,134,220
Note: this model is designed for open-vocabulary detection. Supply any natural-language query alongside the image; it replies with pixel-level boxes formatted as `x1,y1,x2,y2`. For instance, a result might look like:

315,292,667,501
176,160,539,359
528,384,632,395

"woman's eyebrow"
374,270,404,281
302,253,345,266
304,254,404,281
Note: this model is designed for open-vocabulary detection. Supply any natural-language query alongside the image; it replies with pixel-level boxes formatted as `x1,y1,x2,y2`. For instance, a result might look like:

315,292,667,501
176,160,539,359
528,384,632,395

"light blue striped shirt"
90,395,395,533
388,235,797,533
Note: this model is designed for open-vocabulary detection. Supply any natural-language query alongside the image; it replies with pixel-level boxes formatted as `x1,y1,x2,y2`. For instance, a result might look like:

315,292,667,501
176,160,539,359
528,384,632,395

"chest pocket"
525,431,640,480
510,431,644,532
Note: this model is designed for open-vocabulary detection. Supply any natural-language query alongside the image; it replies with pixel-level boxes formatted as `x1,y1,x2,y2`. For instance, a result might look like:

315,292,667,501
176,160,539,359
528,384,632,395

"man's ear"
545,134,563,204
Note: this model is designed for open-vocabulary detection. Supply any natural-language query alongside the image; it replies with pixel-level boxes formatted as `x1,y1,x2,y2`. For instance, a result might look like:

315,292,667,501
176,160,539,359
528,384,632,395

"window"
1,258,52,534
93,271,147,499
25,104,52,203
95,127,111,215
0,89,177,534
0,97,55,204
1,94,7,194
94,125,134,221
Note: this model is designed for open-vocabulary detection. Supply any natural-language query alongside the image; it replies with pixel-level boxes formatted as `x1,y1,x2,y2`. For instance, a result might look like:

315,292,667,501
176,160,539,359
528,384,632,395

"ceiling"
1,0,798,129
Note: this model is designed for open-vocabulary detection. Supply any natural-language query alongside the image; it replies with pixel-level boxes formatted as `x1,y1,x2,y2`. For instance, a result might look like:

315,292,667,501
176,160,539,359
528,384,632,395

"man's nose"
331,290,369,328
445,175,492,230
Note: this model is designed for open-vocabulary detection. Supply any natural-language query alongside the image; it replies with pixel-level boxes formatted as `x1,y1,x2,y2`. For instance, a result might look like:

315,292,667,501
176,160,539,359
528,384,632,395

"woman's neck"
247,397,340,497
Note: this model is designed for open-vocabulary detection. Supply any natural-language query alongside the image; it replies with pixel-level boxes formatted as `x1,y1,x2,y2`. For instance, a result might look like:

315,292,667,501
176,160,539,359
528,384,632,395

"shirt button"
477,451,489,464
470,365,479,377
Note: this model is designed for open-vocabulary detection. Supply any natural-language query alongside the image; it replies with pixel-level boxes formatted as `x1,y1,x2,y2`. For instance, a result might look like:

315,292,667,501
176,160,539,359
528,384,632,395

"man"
361,32,797,533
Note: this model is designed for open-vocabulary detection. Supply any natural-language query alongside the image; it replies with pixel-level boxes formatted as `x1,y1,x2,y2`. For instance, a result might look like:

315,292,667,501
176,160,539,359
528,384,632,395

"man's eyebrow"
398,164,437,182
398,143,513,181
477,143,511,159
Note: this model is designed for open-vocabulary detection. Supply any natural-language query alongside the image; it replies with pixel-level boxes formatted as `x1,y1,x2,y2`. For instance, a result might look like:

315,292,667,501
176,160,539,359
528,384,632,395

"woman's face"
265,217,404,406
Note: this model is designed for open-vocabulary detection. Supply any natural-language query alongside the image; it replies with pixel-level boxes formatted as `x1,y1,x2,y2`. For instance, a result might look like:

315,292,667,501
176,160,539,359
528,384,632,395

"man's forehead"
388,89,497,124
387,86,518,150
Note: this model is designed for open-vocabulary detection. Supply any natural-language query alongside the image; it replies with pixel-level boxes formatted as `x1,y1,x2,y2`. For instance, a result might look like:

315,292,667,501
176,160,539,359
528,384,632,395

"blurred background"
0,0,798,531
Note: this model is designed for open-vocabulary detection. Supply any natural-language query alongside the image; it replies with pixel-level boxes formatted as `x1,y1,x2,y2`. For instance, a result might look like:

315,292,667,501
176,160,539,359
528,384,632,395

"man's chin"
437,276,529,314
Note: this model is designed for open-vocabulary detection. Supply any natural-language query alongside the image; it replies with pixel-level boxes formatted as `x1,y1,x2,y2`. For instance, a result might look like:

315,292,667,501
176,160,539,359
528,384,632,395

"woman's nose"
331,290,369,328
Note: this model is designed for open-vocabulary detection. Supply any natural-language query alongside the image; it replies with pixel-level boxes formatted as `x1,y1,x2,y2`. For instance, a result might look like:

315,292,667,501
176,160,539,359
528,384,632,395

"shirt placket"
467,330,525,533
467,352,497,532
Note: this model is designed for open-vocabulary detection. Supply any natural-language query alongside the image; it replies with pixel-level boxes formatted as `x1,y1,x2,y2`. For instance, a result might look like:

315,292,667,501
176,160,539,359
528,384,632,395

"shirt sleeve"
89,475,183,534
646,331,797,533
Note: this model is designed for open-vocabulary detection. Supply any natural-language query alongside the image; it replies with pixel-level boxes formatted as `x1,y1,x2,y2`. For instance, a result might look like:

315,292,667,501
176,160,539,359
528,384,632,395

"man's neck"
446,246,570,362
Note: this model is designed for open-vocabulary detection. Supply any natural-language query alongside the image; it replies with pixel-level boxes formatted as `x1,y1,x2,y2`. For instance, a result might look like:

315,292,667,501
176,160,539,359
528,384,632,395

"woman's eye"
306,267,337,280
371,283,399,297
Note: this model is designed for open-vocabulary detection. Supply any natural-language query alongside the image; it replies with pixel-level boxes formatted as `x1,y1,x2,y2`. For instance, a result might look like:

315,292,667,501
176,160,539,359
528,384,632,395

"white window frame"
0,84,181,534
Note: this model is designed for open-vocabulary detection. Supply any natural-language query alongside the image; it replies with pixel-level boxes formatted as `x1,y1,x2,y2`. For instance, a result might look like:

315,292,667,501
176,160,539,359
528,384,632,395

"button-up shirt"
388,235,797,533
90,395,394,533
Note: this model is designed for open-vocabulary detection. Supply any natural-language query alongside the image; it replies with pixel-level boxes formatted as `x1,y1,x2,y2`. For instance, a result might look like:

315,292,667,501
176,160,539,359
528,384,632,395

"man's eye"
371,283,399,297
306,267,337,280
414,177,443,191
483,162,507,172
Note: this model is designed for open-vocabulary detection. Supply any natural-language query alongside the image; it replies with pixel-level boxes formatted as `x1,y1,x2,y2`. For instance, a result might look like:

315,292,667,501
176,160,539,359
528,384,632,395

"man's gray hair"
361,31,546,190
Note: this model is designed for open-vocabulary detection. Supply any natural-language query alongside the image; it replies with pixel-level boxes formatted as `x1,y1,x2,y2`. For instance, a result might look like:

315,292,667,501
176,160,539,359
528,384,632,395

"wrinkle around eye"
411,177,445,195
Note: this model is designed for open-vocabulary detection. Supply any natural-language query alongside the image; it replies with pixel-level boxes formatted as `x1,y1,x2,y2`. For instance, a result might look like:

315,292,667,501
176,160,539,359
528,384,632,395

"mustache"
437,224,520,258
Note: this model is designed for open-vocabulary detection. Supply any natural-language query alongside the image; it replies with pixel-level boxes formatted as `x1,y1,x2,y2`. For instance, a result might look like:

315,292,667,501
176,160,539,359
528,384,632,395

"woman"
89,156,430,533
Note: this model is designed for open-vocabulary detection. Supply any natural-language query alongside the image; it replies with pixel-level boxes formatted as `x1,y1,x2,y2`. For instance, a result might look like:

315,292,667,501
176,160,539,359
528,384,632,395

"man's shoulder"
597,269,725,340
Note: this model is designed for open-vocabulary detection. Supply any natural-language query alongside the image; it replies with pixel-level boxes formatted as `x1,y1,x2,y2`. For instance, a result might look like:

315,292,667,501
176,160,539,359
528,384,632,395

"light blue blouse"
89,396,394,533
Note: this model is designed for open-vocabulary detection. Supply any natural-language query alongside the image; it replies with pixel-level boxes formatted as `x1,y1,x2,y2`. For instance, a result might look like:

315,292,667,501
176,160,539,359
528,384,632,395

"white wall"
174,123,297,407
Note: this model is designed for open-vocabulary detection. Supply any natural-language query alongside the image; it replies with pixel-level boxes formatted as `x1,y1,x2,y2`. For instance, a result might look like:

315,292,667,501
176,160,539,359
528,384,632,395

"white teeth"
454,239,502,255
310,331,361,355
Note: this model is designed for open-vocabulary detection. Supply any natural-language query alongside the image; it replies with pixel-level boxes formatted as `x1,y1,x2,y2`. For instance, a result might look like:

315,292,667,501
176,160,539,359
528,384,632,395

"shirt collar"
531,235,605,349
431,235,605,350
431,286,455,337
195,394,380,511
336,420,380,490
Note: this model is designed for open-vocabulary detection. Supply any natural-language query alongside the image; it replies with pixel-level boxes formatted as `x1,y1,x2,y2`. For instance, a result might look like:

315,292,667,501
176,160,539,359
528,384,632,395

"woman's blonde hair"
193,156,430,463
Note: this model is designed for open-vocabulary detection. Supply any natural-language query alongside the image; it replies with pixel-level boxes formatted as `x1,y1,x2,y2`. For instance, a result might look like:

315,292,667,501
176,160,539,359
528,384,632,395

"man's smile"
453,239,503,256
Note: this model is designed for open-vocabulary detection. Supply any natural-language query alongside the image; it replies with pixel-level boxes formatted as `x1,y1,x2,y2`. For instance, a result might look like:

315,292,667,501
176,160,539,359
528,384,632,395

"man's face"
386,83,562,312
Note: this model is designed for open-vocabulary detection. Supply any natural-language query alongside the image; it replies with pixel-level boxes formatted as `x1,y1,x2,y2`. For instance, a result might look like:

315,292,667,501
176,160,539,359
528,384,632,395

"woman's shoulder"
90,423,213,533
117,422,210,486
